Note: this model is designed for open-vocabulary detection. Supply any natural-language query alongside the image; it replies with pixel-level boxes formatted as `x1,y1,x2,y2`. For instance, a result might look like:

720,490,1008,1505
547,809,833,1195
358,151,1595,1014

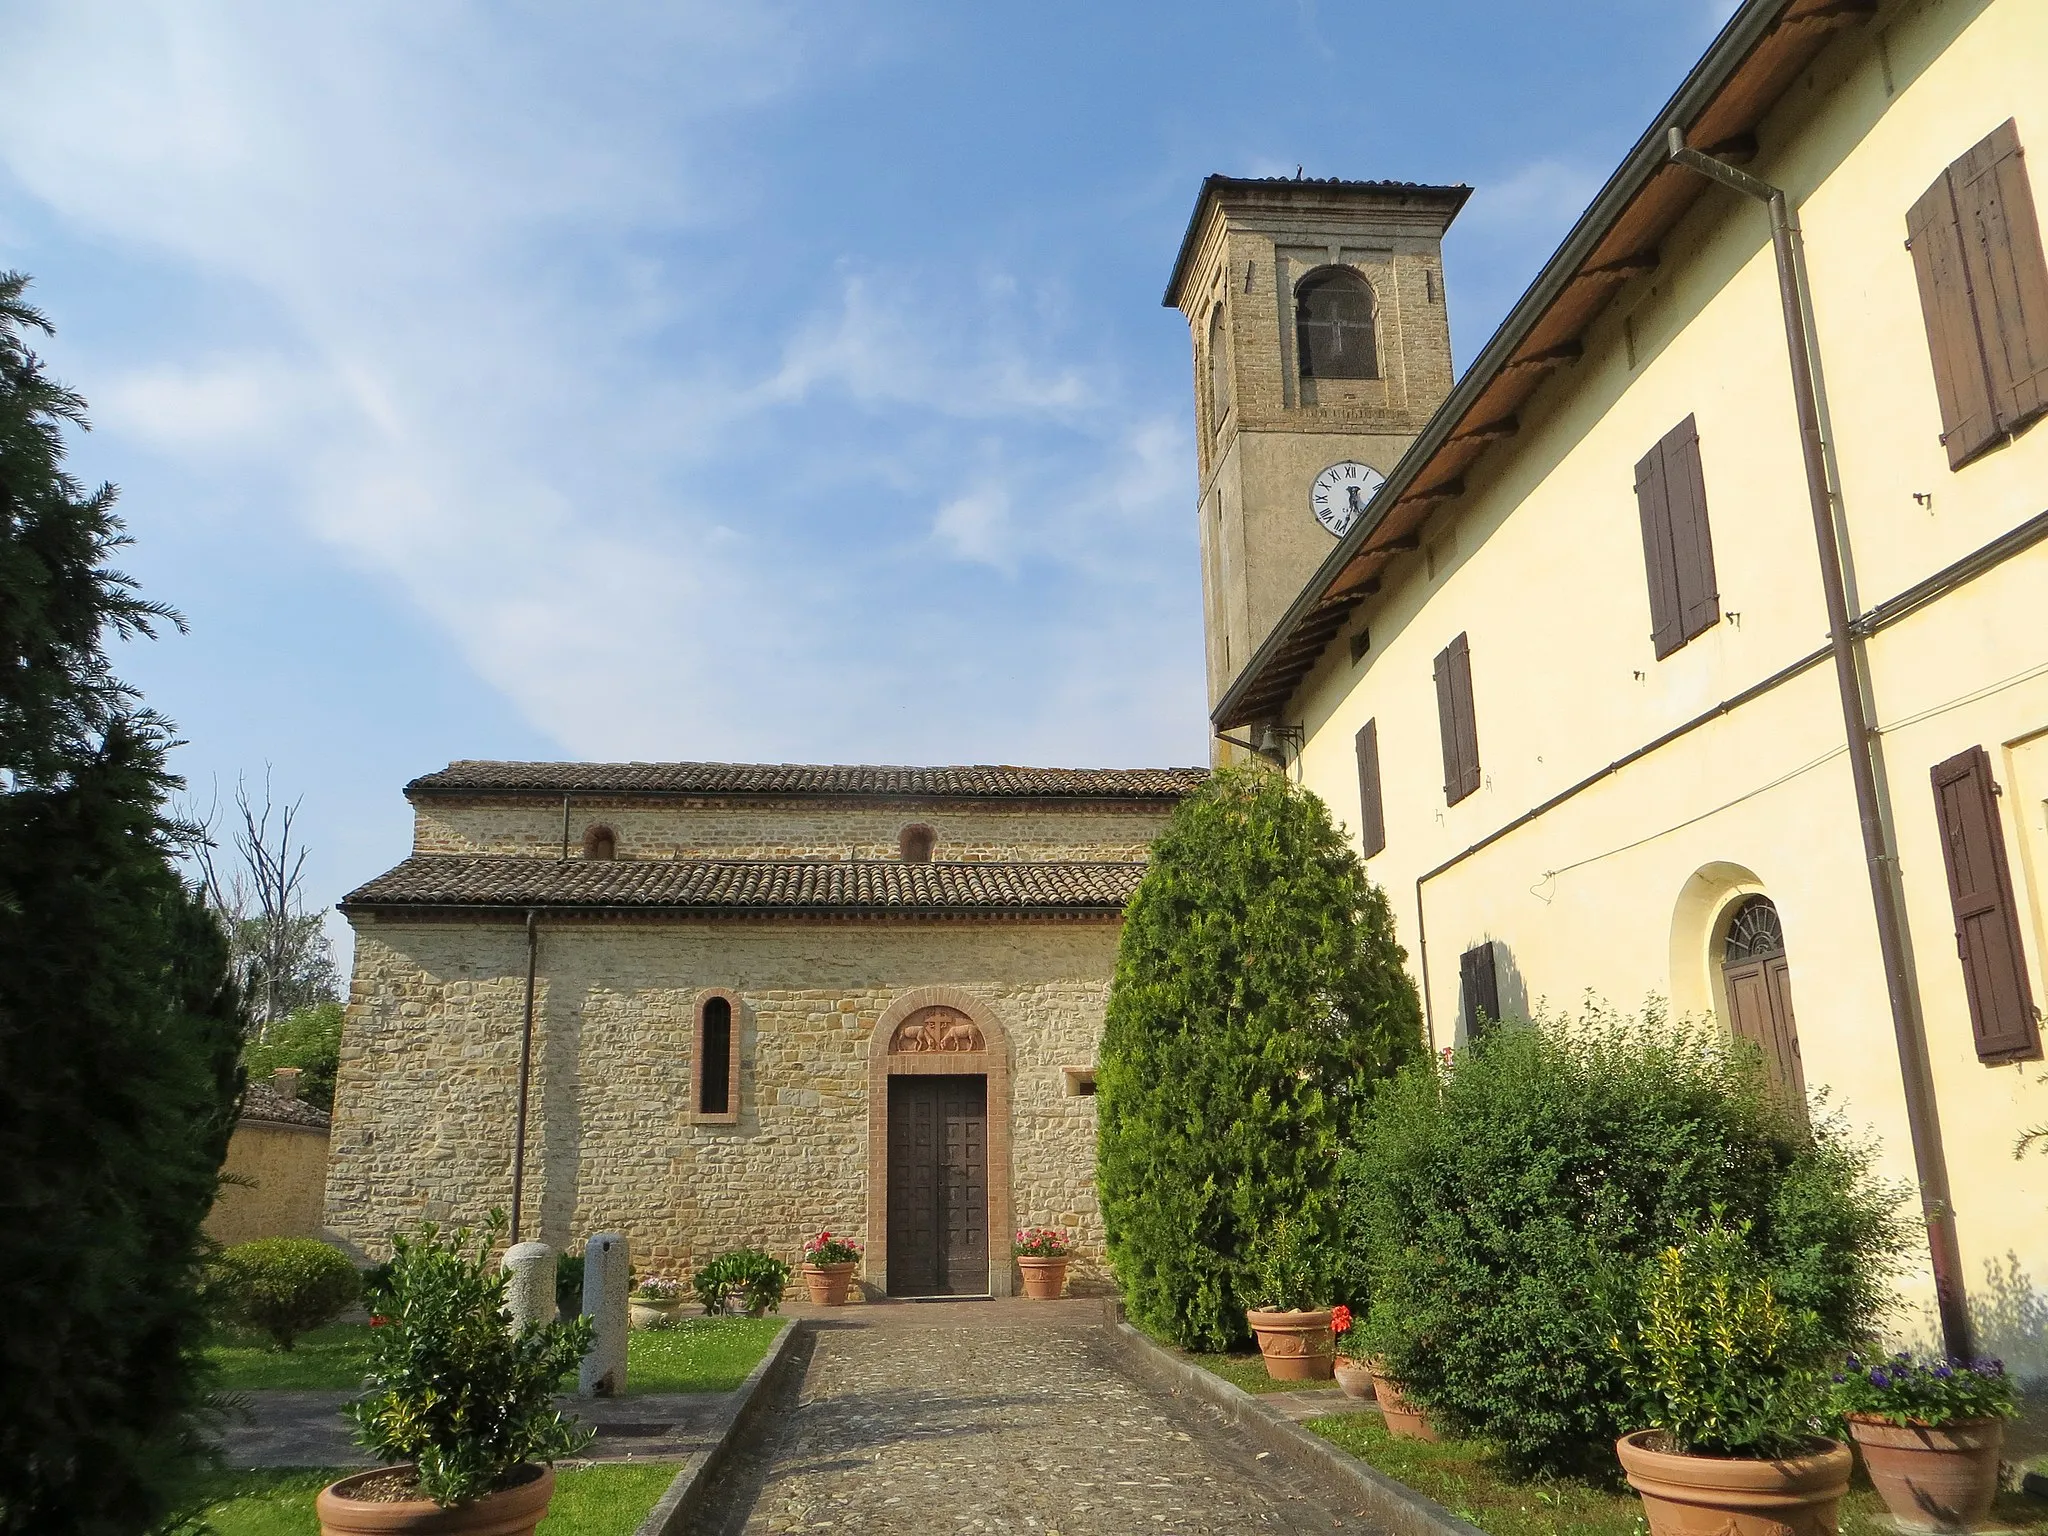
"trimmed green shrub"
351,1217,594,1507
215,1238,362,1350
691,1249,790,1316
1346,1001,1905,1475
1098,766,1422,1352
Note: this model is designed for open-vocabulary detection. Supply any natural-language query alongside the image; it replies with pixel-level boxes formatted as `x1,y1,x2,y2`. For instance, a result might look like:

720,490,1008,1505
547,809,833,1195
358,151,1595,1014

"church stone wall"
327,917,1117,1290
409,800,1170,864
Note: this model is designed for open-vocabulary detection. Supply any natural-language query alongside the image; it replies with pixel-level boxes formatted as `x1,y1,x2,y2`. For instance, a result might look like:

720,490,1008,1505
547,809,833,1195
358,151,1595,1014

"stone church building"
330,762,1204,1295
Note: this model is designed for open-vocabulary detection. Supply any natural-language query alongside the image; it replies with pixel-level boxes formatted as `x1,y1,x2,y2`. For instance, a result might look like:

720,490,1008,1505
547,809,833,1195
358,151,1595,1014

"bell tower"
1165,175,1470,745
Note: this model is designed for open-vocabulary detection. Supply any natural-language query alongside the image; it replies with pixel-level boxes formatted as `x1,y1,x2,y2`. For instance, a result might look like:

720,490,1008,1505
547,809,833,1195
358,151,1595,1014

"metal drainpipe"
510,908,539,1242
1666,128,1970,1354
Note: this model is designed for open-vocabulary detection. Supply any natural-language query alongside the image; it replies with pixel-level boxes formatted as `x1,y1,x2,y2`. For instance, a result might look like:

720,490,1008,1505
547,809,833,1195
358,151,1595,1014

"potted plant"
1614,1223,1850,1536
628,1274,686,1329
1014,1227,1074,1299
799,1232,862,1305
1243,1216,1335,1382
1830,1351,2015,1532
318,1215,594,1536
1329,1305,1374,1401
692,1248,791,1317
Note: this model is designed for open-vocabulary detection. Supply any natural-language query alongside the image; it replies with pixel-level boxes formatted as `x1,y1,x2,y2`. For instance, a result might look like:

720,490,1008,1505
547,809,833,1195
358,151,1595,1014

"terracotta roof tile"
404,761,1207,801
343,855,1146,917
239,1080,331,1130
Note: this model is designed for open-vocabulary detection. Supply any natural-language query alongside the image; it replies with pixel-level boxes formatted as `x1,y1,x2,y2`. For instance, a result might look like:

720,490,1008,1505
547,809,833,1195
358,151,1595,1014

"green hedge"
214,1238,362,1350
1345,1002,1906,1476
1098,766,1421,1352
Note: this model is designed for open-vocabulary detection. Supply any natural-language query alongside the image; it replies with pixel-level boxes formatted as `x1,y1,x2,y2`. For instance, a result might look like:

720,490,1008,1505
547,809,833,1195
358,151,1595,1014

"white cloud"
932,487,1014,570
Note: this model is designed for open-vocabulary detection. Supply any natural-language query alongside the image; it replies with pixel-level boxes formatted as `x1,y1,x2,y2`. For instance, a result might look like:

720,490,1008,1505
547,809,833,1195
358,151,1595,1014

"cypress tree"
1097,765,1421,1352
0,273,244,1535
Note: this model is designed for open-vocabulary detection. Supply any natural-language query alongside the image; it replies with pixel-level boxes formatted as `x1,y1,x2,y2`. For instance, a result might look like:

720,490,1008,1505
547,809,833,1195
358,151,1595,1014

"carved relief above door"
888,1006,985,1054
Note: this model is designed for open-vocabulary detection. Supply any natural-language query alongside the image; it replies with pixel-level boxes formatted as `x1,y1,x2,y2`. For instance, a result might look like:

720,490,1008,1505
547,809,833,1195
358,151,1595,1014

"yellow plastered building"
1179,0,2048,1365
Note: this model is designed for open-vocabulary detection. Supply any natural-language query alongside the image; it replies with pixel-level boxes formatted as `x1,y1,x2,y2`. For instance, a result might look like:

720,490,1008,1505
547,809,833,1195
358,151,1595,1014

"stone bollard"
502,1241,554,1336
578,1232,629,1397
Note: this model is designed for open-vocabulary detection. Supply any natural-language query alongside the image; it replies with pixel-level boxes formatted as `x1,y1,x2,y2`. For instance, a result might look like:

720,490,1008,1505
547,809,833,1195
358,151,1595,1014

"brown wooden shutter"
1434,634,1480,805
1930,745,2041,1062
1634,441,1684,656
1355,718,1386,857
1956,120,2048,432
1908,120,2048,468
1460,941,1500,1039
1664,417,1720,641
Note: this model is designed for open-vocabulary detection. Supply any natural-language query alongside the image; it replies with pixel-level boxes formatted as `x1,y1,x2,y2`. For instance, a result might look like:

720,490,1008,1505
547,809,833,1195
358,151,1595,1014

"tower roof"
1162,174,1472,311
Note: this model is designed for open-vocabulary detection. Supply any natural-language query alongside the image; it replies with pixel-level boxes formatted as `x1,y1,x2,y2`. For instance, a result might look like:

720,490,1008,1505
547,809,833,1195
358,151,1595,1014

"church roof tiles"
405,761,1207,802
342,854,1147,918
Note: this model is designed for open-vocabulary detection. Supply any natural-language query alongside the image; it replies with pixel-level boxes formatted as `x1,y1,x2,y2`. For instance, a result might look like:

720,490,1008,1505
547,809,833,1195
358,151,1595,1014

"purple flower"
1933,1363,1953,1379
1869,1369,1891,1388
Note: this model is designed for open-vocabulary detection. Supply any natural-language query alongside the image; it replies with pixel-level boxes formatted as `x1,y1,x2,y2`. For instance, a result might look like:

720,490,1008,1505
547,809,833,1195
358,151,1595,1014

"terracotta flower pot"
1847,1415,2003,1532
801,1262,857,1305
1617,1429,1851,1536
1017,1256,1069,1299
627,1296,684,1329
1365,1362,1437,1440
317,1464,554,1536
1245,1308,1335,1381
1332,1354,1376,1401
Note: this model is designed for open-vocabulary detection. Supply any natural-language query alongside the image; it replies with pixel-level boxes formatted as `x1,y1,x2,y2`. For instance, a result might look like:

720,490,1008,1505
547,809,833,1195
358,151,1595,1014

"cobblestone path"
688,1302,1384,1534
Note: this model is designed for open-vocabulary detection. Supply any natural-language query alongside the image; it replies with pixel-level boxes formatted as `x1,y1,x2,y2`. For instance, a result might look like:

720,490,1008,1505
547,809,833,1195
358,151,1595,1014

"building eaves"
341,854,1147,919
1162,174,1474,310
1212,0,1877,731
405,761,1208,804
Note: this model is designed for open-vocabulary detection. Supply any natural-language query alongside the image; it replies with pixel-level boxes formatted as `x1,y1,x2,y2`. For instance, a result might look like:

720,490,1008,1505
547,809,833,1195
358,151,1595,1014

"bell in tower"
1164,175,1470,751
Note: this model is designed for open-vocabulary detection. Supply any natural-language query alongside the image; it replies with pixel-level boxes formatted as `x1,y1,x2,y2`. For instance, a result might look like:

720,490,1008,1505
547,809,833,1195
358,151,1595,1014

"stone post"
578,1232,628,1397
502,1241,554,1335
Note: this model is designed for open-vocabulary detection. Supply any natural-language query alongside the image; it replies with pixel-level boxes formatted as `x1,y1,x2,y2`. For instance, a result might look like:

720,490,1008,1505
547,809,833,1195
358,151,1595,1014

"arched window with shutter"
1295,267,1379,381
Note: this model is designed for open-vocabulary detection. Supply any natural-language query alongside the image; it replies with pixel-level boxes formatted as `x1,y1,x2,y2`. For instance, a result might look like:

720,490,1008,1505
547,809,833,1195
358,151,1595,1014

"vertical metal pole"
511,909,539,1242
1668,129,1971,1353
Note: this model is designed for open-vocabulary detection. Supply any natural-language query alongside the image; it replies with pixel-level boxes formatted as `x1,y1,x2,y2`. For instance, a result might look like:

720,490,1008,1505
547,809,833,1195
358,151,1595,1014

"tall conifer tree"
1097,766,1421,1351
0,273,244,1535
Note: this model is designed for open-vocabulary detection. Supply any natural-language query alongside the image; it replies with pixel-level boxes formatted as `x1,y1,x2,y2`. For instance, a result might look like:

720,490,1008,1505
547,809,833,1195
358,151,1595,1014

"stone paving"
687,1298,1387,1534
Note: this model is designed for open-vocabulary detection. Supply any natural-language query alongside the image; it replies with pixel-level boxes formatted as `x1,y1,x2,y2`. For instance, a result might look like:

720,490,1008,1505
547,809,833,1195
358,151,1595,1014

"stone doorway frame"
867,987,1014,1298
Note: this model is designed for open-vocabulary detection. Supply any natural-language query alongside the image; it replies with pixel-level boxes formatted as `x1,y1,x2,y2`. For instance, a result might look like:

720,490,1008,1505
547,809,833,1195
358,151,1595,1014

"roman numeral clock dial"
1310,460,1386,537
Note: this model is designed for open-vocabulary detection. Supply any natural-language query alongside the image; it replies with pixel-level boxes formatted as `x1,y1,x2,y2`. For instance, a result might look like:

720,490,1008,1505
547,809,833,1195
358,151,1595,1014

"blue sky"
0,1,1739,957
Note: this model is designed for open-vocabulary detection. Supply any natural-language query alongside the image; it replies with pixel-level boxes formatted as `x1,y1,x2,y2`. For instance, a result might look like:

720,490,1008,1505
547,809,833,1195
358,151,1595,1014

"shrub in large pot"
1244,1216,1336,1381
1829,1350,2016,1532
693,1247,790,1317
1614,1223,1849,1536
1015,1226,1074,1299
320,1215,595,1536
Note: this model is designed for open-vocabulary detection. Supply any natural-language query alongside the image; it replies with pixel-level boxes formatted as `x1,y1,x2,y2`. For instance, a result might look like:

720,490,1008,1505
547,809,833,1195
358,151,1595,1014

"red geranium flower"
1330,1305,1352,1335
369,1316,390,1327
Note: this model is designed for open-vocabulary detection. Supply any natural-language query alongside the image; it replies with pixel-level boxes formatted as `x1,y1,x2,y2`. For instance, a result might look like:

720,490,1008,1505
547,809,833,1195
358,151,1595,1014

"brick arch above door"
867,987,1015,1298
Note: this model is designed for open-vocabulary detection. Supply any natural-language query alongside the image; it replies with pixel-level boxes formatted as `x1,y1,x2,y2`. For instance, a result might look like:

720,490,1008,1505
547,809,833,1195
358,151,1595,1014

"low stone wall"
208,1120,332,1246
327,917,1117,1288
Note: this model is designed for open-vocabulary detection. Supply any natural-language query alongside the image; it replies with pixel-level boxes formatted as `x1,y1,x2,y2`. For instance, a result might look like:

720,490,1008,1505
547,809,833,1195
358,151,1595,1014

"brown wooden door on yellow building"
886,1075,988,1295
1721,896,1807,1117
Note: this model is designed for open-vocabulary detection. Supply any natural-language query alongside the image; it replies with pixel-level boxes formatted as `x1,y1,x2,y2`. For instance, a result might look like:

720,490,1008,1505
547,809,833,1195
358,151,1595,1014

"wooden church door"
886,1075,989,1295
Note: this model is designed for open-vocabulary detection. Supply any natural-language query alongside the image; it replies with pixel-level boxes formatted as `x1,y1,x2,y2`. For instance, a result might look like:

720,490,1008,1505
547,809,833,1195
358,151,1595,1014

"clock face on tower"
1310,461,1386,537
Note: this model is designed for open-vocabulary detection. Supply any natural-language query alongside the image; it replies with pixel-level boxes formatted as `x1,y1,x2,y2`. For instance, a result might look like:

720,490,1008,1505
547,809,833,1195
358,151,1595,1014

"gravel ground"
687,1302,1385,1534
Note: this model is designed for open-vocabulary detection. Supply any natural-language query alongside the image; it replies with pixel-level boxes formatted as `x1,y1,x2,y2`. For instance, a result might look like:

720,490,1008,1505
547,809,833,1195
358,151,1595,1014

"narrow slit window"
693,994,739,1123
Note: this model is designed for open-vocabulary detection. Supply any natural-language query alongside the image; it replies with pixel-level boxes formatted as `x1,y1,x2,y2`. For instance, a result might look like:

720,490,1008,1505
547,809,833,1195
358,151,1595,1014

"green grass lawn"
1184,1348,1330,1394
1306,1413,2048,1536
206,1317,785,1395
192,1464,677,1536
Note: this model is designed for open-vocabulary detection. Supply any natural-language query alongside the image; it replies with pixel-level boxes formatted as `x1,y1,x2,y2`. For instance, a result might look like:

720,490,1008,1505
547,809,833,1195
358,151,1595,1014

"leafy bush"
1246,1215,1336,1311
1345,1001,1904,1475
350,1216,594,1507
241,1001,343,1113
1829,1352,2017,1427
1616,1222,1825,1457
555,1251,584,1321
215,1238,362,1350
1098,766,1421,1352
692,1249,790,1316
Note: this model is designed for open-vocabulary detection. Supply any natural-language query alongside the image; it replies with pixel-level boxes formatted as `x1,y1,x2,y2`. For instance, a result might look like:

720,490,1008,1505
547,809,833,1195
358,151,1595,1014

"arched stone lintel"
867,987,1015,1298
